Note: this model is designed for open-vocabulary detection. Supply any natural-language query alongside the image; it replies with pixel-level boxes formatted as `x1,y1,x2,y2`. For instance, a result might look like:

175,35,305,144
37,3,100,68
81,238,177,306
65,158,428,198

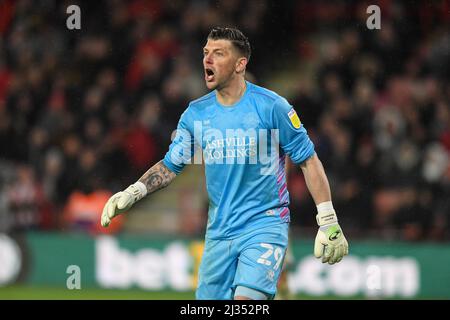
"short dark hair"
207,27,251,61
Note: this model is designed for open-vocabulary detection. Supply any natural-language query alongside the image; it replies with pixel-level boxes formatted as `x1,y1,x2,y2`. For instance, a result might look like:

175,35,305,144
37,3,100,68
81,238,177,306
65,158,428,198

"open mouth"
205,68,215,82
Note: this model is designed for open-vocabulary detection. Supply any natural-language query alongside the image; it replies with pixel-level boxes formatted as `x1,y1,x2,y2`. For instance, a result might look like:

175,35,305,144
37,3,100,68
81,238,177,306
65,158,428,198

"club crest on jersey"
288,108,301,129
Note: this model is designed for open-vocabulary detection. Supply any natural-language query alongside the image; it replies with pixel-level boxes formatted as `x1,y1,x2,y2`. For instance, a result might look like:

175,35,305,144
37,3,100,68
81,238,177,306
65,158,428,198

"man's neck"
216,77,247,106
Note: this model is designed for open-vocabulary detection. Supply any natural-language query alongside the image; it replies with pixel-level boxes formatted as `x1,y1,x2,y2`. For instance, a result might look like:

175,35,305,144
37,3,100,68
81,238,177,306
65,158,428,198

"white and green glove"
314,202,349,265
101,182,147,228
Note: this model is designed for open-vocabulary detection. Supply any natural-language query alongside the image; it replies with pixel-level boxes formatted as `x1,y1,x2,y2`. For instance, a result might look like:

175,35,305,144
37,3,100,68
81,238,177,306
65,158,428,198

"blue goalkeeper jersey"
163,81,315,240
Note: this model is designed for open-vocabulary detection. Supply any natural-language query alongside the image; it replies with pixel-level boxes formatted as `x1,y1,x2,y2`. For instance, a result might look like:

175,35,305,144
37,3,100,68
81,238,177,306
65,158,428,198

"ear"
235,57,248,74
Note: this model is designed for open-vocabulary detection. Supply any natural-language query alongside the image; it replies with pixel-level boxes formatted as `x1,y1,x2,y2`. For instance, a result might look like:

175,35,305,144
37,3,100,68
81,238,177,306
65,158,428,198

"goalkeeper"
101,27,348,300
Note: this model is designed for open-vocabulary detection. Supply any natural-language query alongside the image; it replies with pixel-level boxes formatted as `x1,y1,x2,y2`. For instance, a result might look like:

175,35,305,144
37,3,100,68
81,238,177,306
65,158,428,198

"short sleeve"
272,97,315,164
163,110,194,174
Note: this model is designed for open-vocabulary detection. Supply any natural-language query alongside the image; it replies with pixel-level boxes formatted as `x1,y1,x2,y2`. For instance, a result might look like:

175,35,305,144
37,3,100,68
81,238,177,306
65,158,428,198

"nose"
204,53,213,65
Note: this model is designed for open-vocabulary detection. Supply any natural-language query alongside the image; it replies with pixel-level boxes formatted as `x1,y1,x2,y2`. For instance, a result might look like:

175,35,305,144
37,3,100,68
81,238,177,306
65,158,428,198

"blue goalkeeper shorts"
195,222,289,300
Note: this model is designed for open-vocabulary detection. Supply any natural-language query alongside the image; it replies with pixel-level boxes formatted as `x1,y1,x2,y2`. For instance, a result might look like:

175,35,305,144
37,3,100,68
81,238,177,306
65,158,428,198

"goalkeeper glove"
314,202,349,265
101,182,147,228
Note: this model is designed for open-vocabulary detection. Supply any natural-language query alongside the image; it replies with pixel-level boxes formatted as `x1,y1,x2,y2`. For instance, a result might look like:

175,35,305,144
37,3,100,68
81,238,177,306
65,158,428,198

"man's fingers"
314,224,348,264
101,213,110,227
101,206,108,224
314,237,324,258
328,248,338,265
101,191,133,228
335,255,343,264
100,191,134,228
101,199,112,227
101,201,111,227
337,249,345,262
324,245,333,258
107,196,119,219
322,245,333,263
117,193,131,210
329,246,343,265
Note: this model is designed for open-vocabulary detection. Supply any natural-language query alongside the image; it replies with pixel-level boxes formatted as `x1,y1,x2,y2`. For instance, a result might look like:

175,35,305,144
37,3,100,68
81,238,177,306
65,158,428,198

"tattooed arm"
138,160,177,195
101,160,177,227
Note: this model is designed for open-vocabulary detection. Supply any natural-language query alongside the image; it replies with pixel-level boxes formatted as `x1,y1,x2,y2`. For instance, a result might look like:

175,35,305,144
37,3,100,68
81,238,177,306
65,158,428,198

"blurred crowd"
287,0,450,241
0,0,449,241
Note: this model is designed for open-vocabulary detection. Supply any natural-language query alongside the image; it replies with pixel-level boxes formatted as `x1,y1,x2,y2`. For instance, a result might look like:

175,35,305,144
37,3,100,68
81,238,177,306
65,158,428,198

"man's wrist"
125,181,148,202
316,201,338,226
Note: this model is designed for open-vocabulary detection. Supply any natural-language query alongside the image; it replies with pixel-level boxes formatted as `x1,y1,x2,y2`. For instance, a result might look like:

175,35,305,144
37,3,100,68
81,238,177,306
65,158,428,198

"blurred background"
0,0,449,299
